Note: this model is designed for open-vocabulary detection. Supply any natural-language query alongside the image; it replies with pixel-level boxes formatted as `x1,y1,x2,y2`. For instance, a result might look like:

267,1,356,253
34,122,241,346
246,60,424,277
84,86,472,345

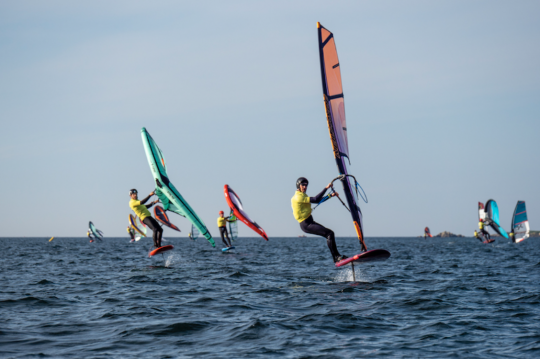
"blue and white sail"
511,201,529,243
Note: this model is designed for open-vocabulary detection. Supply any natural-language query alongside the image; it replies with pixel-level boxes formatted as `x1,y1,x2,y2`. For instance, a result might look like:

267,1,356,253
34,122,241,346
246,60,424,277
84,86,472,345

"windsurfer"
127,226,135,242
129,189,162,248
291,177,347,263
217,211,233,248
473,230,483,242
87,230,94,242
479,219,490,241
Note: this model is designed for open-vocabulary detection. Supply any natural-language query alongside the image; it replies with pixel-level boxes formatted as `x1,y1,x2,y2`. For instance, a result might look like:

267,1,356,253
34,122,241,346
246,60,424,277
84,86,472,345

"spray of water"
164,252,181,267
333,266,370,282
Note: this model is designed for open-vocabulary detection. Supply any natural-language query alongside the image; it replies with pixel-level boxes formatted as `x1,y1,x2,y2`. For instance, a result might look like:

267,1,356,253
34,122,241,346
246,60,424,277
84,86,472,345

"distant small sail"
189,224,199,240
129,214,146,237
478,202,487,221
511,201,529,243
89,221,104,240
424,227,432,238
228,210,239,241
48,237,54,242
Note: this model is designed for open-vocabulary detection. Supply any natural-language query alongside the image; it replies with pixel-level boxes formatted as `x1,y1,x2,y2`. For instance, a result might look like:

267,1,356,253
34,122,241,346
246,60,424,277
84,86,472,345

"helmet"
480,219,484,222
219,210,224,214
129,189,138,195
296,177,309,189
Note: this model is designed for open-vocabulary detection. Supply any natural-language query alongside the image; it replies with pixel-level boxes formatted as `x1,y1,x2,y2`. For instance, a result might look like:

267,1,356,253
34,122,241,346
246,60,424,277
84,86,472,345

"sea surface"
1,237,539,358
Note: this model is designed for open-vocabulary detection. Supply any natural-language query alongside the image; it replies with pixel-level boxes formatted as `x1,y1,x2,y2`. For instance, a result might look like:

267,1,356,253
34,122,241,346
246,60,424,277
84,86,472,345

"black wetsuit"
481,221,491,241
219,227,232,247
143,216,163,248
136,194,162,248
299,187,341,261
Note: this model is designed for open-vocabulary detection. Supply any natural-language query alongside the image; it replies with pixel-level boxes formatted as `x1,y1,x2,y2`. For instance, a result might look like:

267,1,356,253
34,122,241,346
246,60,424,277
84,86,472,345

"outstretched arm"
309,187,328,203
139,191,155,205
145,200,159,209
310,182,338,203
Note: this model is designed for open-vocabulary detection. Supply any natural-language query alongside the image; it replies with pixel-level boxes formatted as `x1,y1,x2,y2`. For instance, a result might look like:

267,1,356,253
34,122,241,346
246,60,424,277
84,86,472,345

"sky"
1,0,539,238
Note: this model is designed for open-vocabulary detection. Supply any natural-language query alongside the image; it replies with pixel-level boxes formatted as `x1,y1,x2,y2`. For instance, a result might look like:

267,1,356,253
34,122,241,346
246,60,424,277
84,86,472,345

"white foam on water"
164,252,181,267
333,265,371,282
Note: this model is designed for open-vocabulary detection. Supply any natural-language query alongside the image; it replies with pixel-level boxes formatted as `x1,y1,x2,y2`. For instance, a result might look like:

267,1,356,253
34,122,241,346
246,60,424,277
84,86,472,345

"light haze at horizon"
1,1,539,238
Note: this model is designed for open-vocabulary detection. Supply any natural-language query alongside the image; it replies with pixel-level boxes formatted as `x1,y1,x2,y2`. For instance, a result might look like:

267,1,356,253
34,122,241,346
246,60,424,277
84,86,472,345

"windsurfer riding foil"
479,218,491,241
291,177,347,263
129,189,162,248
217,211,233,248
127,226,135,242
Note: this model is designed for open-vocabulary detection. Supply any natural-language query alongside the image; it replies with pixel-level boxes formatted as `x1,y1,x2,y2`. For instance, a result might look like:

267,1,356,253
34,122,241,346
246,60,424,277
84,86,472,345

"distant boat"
298,235,307,238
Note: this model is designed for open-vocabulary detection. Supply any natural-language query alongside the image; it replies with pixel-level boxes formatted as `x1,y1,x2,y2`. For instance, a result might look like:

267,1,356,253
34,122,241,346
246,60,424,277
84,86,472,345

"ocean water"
1,237,539,358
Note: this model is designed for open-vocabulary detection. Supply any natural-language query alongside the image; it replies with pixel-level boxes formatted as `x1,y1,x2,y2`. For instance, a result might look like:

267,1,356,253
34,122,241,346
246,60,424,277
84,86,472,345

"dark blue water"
1,237,539,358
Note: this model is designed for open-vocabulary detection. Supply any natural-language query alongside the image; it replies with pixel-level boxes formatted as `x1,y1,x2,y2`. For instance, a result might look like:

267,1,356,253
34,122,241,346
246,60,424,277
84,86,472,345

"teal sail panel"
141,128,215,247
485,199,509,239
228,210,239,241
89,221,103,240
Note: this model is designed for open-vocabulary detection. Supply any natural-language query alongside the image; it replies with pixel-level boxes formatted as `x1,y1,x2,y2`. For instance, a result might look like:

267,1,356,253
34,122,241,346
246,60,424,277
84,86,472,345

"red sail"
224,185,268,241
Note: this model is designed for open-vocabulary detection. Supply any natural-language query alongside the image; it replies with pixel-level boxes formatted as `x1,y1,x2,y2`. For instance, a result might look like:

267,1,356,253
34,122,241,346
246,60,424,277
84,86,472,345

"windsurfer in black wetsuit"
479,219,491,241
217,211,234,248
291,177,347,263
129,189,162,248
473,230,483,242
127,226,136,242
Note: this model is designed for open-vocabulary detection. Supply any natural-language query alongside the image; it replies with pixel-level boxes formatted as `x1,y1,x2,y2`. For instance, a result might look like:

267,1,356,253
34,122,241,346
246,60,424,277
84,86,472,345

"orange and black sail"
317,22,366,251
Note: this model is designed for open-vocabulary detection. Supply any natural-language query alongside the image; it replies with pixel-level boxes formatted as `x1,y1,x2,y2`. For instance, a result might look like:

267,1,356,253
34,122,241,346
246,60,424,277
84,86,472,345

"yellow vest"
217,217,227,227
479,222,484,230
129,199,152,221
291,190,312,223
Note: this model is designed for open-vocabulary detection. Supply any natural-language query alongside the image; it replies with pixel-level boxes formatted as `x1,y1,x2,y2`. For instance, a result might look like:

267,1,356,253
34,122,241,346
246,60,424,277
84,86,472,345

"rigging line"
335,193,350,212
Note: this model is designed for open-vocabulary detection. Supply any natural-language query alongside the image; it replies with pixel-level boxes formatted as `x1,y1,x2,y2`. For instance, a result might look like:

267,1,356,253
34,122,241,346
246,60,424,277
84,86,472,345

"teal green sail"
228,210,238,241
141,127,215,247
88,221,103,240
